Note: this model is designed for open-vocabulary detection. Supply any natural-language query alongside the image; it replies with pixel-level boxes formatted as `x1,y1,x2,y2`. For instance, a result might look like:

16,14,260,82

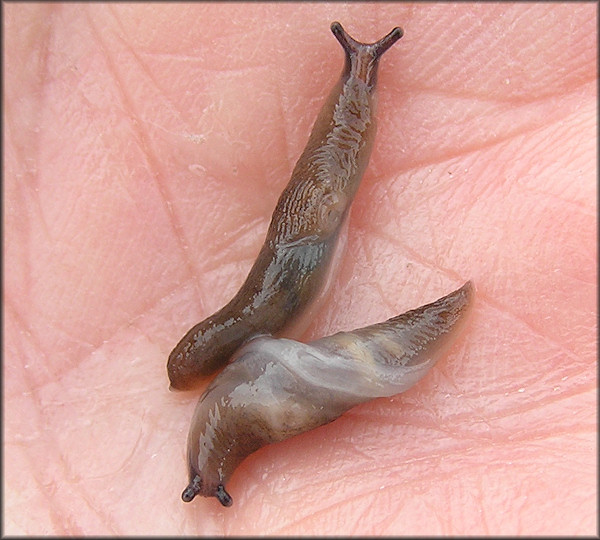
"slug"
182,281,474,506
168,22,404,390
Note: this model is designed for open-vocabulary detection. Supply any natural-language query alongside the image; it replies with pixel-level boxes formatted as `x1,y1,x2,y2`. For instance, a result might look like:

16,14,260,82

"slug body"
182,281,474,506
168,22,404,390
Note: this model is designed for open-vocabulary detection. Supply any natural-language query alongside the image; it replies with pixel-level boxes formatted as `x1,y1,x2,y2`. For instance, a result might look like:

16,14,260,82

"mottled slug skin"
168,22,404,390
182,281,474,506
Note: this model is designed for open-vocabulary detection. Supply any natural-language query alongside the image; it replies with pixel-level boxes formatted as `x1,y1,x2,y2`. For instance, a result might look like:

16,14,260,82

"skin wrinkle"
37,309,100,358
165,64,270,76
402,83,593,103
5,100,50,299
197,216,267,273
4,299,58,386
177,92,288,247
115,4,273,73
193,178,271,246
514,180,594,215
362,184,589,361
12,0,189,380
44,404,113,534
387,443,550,488
66,478,114,536
4,7,52,165
446,392,595,444
4,161,35,307
391,91,592,174
271,475,417,535
5,4,595,535
476,477,492,536
366,227,465,283
84,10,205,313
412,17,593,100
10,443,66,535
136,52,208,63
480,292,584,363
370,497,401,534
269,435,476,495
274,76,294,182
7,369,71,535
274,432,588,534
113,31,191,130
5,118,46,244
347,367,594,442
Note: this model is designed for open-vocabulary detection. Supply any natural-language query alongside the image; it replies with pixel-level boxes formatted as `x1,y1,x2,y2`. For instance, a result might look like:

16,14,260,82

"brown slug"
168,22,404,390
182,281,474,506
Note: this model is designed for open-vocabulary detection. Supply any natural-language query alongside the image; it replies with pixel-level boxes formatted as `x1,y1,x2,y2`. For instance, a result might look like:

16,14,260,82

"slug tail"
360,280,474,370
388,280,471,337
401,280,474,339
341,280,474,394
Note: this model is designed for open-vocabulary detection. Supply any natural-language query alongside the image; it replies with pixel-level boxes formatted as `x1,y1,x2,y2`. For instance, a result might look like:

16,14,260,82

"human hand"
4,3,595,535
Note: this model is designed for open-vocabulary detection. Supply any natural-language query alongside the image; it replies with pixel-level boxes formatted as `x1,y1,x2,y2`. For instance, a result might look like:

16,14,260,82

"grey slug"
182,281,474,506
168,22,404,390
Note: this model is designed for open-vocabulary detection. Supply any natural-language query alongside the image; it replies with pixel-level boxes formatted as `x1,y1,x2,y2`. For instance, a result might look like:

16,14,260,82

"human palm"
4,4,596,535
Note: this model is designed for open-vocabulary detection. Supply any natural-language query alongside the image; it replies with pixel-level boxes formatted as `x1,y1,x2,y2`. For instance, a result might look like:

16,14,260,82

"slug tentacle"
330,21,403,87
182,282,474,506
168,22,403,390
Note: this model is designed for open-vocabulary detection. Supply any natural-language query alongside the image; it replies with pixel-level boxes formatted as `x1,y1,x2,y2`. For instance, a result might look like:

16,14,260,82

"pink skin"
3,3,596,536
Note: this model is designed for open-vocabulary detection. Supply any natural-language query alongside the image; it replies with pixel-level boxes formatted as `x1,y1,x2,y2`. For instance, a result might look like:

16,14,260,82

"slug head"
180,338,331,507
182,475,233,507
331,21,403,88
180,349,281,508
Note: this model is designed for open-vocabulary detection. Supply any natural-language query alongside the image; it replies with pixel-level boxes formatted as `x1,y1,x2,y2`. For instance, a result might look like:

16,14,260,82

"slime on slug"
167,21,403,390
182,281,474,505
